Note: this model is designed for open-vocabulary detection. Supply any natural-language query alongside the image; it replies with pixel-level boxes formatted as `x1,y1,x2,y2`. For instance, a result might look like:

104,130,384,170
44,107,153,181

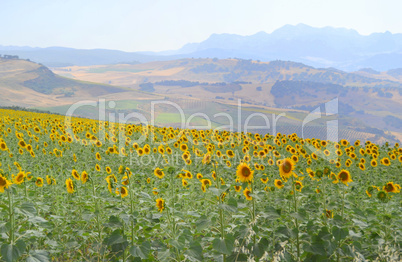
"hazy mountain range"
1,23,402,71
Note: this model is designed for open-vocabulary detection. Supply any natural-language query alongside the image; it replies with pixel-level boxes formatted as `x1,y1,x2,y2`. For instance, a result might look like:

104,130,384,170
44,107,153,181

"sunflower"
201,179,212,187
156,198,165,212
154,167,165,179
337,170,352,186
226,160,231,167
0,174,12,192
13,171,25,185
70,169,80,180
311,153,318,160
25,172,33,181
359,163,365,171
166,147,172,154
220,192,227,201
182,179,188,187
380,157,391,166
212,171,217,180
34,177,43,187
180,143,188,152
197,173,203,179
18,140,26,148
383,182,400,193
294,181,303,192
366,185,379,197
325,209,334,218
81,171,89,184
261,177,269,184
234,184,242,192
279,158,295,180
0,141,8,151
96,152,101,160
105,166,112,174
46,175,52,185
119,187,128,198
152,187,158,195
226,150,235,158
236,162,254,183
183,169,193,179
340,139,349,146
30,151,36,158
377,190,389,202
137,148,144,156
243,187,252,201
122,176,129,186
274,179,284,189
66,178,75,194
95,164,101,172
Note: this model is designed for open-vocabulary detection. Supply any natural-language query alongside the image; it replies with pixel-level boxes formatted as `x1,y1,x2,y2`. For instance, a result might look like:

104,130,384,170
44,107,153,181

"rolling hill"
0,57,160,108
51,58,402,143
0,56,400,144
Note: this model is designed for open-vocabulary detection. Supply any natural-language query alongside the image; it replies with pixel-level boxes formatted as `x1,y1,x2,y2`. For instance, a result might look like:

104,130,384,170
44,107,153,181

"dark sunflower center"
339,172,348,181
242,167,251,177
0,177,6,186
283,162,291,173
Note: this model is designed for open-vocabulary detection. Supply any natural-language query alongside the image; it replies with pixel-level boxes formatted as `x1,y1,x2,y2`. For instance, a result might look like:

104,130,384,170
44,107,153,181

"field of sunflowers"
0,108,401,261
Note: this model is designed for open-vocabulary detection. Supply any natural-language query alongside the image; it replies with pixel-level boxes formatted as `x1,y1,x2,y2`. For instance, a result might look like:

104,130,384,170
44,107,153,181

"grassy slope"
0,58,399,143
51,59,402,138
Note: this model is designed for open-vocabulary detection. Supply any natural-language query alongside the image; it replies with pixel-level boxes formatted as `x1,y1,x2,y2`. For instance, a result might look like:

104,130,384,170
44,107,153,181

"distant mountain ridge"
167,24,402,71
1,24,402,70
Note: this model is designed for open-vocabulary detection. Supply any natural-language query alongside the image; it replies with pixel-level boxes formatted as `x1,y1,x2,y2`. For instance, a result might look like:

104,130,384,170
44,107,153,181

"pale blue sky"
1,0,401,52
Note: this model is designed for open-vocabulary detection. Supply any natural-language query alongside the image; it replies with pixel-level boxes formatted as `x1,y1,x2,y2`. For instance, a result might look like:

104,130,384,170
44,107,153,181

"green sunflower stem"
341,187,346,218
7,188,15,244
122,222,126,262
129,180,135,246
251,179,256,246
92,178,102,242
24,180,28,199
291,175,300,261
215,163,226,262
322,178,327,223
